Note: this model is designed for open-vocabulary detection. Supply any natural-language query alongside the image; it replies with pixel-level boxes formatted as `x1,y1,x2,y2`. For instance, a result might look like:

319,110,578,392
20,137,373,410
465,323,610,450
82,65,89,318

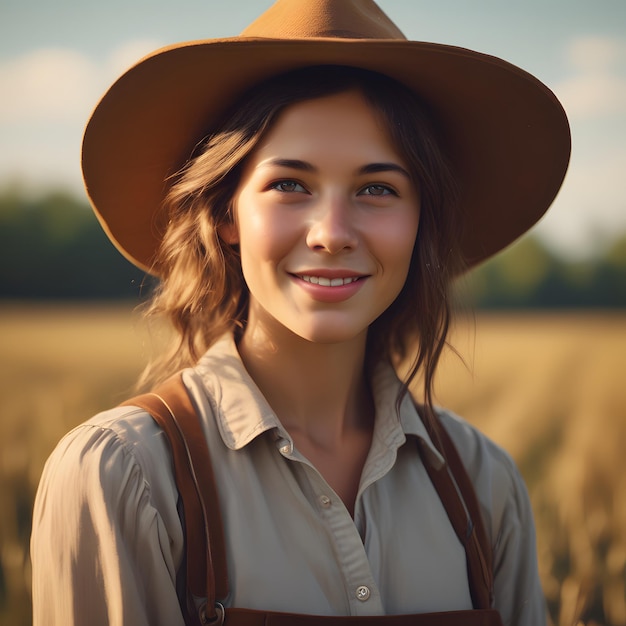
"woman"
31,1,570,625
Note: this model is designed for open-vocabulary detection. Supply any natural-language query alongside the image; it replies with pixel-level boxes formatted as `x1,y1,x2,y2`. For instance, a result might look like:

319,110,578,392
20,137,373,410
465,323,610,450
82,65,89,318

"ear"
218,221,239,245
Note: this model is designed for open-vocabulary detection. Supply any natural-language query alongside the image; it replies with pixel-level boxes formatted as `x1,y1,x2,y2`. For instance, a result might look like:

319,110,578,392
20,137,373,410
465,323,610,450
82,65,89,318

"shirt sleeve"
30,419,186,626
491,453,547,626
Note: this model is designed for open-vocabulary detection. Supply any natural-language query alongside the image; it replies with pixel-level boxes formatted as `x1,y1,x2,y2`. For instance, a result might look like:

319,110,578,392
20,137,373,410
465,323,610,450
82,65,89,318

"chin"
290,320,370,346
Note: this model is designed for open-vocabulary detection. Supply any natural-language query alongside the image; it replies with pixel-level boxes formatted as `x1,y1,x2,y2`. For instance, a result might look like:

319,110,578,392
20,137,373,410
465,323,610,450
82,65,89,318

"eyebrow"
357,162,411,179
263,158,316,172
263,158,411,180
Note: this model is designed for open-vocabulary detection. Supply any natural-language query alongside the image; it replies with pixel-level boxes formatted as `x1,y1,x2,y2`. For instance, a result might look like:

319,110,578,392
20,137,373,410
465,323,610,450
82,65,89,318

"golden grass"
436,313,626,626
0,303,153,626
1,304,624,626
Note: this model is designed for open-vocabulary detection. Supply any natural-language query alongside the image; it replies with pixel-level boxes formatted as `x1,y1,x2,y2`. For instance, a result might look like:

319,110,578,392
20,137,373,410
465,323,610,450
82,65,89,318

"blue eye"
360,184,395,197
271,180,307,193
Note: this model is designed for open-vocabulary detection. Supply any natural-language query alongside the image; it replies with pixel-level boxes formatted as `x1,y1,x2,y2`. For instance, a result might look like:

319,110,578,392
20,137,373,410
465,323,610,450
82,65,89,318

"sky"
2,0,626,259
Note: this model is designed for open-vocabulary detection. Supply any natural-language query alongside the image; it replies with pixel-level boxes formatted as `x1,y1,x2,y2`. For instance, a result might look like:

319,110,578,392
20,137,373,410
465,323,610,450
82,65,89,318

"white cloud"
0,39,163,125
554,35,626,119
0,48,98,122
535,137,626,257
105,39,163,77
567,36,624,72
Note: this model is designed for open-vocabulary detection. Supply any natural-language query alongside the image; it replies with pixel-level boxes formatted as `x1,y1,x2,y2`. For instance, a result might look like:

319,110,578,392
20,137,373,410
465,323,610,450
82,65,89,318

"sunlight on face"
227,90,421,347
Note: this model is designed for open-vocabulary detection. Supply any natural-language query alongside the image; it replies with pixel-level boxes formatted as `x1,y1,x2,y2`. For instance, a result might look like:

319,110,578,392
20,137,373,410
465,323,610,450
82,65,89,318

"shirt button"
355,585,370,601
276,438,293,455
319,495,331,508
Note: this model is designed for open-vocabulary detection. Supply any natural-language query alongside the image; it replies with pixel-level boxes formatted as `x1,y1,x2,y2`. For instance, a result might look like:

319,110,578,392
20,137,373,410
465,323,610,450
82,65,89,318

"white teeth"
300,275,358,286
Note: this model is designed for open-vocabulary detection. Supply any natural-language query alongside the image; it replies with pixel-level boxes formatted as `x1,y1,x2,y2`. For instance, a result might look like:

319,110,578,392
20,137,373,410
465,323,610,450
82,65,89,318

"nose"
305,197,358,254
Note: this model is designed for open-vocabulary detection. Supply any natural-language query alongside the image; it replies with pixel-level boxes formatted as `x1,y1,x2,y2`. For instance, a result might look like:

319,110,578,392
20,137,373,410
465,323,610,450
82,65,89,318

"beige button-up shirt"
31,335,546,625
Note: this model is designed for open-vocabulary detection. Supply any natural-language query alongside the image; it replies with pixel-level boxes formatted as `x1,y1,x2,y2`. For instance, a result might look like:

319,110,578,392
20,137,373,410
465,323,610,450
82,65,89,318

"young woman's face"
226,90,420,346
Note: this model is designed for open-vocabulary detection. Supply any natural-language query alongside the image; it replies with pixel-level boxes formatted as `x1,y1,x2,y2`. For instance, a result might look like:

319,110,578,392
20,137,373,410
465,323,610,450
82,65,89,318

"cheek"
237,208,298,271
377,213,420,272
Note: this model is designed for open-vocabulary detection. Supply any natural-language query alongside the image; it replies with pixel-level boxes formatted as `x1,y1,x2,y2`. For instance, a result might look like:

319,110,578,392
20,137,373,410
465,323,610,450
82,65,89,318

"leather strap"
417,426,494,609
121,375,228,625
218,607,500,625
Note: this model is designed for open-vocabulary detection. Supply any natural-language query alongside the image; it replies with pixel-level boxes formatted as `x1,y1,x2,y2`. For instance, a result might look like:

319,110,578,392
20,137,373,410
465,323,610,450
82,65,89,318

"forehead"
250,89,404,164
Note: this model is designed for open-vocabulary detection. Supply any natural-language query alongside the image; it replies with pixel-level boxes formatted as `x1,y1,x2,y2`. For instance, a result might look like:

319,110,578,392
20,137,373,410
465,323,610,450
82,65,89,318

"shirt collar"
369,361,445,470
194,334,444,469
194,335,284,450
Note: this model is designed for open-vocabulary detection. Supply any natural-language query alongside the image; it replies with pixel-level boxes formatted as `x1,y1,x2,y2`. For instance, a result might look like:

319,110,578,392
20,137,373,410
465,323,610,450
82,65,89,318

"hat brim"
82,37,571,274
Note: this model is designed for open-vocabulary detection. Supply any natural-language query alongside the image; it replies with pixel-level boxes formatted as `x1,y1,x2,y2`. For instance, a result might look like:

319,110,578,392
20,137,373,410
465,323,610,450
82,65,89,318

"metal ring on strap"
200,602,225,625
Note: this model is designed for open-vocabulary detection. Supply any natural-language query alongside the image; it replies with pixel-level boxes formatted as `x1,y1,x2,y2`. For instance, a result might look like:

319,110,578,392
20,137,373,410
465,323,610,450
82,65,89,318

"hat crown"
240,0,406,40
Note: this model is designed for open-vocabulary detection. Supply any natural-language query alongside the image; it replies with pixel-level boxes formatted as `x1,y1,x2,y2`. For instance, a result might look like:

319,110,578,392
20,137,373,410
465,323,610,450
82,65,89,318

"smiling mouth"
298,275,363,287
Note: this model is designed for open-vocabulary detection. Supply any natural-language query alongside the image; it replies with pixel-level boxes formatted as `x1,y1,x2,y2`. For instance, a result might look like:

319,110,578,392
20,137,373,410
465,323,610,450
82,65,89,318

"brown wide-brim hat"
82,0,571,275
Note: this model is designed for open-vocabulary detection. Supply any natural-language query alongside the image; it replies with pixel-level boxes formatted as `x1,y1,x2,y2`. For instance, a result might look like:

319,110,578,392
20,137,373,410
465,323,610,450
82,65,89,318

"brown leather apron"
124,376,504,626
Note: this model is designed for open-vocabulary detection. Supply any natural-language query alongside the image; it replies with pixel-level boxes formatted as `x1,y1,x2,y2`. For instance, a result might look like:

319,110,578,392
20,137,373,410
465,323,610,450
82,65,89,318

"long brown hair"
140,66,465,422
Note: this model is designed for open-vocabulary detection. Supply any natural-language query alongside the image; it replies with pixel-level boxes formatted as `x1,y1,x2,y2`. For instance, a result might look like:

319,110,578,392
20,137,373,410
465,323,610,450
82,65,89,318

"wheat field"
0,304,624,626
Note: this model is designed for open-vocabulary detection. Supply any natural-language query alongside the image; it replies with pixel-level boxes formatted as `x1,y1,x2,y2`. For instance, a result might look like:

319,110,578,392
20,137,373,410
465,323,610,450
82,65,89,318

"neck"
237,323,373,447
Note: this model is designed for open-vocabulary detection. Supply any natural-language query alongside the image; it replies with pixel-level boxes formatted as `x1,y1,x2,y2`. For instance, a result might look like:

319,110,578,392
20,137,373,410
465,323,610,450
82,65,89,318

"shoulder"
436,408,520,483
32,406,188,622
435,408,534,545
54,405,170,472
38,405,179,522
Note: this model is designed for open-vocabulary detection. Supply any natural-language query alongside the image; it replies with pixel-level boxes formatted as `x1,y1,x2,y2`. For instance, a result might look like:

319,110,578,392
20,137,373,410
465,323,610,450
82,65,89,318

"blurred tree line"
463,234,626,309
0,187,154,300
1,187,625,308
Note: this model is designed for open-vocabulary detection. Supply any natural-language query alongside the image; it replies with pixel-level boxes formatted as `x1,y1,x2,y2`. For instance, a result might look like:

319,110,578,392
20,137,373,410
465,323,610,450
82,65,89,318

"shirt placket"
275,436,385,616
